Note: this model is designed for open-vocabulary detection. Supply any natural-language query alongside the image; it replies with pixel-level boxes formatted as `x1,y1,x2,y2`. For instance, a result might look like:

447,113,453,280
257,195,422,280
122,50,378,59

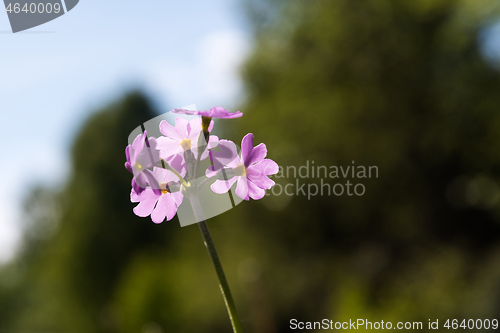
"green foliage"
230,0,500,331
0,92,187,332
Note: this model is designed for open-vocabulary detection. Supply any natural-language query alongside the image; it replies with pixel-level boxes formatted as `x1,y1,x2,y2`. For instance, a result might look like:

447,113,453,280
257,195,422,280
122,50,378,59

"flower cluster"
125,107,279,223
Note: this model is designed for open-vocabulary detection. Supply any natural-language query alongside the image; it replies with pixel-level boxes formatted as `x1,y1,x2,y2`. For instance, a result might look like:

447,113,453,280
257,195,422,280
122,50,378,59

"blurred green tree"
0,92,187,332
230,0,500,331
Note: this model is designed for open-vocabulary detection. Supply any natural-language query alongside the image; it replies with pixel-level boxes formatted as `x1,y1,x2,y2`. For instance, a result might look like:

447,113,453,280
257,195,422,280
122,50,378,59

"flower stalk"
189,195,243,333
126,107,278,332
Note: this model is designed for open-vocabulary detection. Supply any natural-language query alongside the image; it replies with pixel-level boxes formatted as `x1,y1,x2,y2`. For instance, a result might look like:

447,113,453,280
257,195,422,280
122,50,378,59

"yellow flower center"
134,162,143,171
180,139,192,151
160,183,169,195
234,164,246,176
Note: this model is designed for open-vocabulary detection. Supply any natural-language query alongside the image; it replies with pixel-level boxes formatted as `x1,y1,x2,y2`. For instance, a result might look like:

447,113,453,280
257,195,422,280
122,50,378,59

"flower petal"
224,111,243,118
146,137,157,150
167,154,187,178
211,177,238,194
134,172,148,188
125,161,132,173
210,107,228,117
172,108,198,116
188,118,203,137
131,132,147,162
210,140,241,169
235,176,249,201
125,145,131,164
206,164,219,178
241,133,254,166
132,189,159,217
164,195,179,221
136,145,160,170
248,179,266,200
130,187,143,202
159,120,183,140
152,194,177,223
132,178,144,195
250,159,279,176
157,137,182,161
246,167,275,189
245,143,267,167
171,191,184,206
205,107,243,118
175,117,190,138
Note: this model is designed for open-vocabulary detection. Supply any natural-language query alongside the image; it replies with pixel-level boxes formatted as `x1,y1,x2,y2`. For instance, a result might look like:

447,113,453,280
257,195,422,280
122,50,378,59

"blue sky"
0,0,251,262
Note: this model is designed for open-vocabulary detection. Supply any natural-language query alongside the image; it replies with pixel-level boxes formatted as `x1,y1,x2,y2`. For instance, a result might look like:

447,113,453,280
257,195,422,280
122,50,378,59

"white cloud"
147,30,250,110
199,31,250,104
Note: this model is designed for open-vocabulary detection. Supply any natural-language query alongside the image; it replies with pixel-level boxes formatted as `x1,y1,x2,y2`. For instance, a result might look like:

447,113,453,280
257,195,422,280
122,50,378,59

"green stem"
189,196,243,333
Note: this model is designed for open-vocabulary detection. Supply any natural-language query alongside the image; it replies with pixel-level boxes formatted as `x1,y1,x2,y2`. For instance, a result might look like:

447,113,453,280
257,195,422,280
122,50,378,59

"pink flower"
156,117,218,162
208,133,278,200
173,106,242,119
130,156,185,223
125,131,160,195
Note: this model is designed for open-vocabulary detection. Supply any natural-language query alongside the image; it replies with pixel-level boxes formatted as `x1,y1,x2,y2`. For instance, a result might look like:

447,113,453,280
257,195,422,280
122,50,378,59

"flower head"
125,131,160,194
131,156,185,223
173,107,242,119
208,133,278,200
157,117,218,162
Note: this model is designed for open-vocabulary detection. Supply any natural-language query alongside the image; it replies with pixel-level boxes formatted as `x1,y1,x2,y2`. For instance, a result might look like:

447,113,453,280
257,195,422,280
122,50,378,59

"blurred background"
2,0,500,332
